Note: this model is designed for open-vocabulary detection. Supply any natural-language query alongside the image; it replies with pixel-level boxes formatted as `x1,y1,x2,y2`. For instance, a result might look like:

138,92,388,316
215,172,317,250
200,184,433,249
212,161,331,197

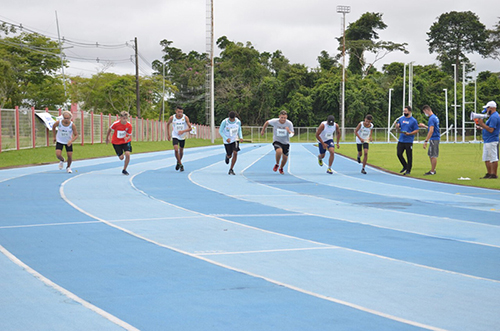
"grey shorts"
428,140,439,158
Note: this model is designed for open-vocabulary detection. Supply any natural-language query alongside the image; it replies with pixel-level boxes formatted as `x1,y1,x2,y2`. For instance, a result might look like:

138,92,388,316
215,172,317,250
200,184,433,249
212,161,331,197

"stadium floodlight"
443,88,448,142
337,5,350,141
387,88,393,142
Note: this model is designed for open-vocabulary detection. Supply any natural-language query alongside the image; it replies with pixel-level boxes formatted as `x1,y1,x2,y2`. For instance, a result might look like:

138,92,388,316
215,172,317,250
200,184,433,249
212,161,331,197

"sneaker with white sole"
66,167,72,173
58,160,64,170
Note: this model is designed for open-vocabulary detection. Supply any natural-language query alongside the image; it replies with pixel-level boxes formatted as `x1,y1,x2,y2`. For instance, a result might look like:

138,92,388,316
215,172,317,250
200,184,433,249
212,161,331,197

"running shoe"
326,168,333,174
489,174,498,179
361,168,367,174
66,167,72,173
175,163,180,171
399,168,406,174
279,168,284,175
228,169,235,175
357,156,361,164
318,157,323,166
122,169,129,176
58,159,64,170
180,165,184,172
480,173,492,179
225,155,230,164
424,171,436,175
404,170,411,176
273,164,279,172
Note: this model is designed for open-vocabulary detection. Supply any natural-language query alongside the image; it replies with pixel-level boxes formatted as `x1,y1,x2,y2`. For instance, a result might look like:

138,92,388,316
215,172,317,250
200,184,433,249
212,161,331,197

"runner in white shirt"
219,111,243,175
260,110,294,175
167,106,192,172
354,114,374,174
52,111,78,173
315,115,340,174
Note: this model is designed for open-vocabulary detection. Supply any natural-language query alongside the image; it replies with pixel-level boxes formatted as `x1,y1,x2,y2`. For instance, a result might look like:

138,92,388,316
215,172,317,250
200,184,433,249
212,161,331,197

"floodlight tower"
337,5,350,141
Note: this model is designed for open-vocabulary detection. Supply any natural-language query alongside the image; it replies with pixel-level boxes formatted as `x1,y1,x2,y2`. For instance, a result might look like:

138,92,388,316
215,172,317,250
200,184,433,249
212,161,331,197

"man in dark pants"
396,106,419,175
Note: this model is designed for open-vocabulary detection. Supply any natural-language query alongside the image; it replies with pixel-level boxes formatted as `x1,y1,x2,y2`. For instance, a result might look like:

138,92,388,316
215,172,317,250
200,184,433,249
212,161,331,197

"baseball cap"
327,115,335,125
483,101,497,108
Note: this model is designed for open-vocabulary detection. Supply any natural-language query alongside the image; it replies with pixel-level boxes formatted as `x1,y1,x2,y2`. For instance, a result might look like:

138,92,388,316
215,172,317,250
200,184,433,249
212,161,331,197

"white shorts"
483,141,499,162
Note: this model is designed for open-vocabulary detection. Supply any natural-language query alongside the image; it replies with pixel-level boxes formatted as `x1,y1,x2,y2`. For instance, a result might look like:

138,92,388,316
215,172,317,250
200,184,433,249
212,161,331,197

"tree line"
1,11,499,129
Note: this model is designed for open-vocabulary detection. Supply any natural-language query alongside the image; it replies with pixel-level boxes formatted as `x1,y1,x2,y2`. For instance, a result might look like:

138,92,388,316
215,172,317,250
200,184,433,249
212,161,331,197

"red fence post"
15,106,20,150
0,107,2,152
81,110,84,146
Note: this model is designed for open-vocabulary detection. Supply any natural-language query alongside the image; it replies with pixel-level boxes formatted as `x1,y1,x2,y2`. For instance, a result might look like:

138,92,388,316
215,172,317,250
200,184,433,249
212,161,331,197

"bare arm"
260,121,269,135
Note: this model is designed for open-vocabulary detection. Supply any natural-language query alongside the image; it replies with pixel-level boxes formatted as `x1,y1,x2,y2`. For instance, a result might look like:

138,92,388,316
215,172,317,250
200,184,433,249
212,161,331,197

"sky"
1,0,499,78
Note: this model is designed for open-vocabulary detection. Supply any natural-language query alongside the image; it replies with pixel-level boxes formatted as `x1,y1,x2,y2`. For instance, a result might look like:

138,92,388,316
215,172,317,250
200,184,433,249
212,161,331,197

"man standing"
476,101,499,179
354,114,373,174
419,105,440,175
260,110,294,175
315,115,340,174
219,111,243,175
167,106,192,172
52,110,78,173
396,106,419,175
106,111,133,175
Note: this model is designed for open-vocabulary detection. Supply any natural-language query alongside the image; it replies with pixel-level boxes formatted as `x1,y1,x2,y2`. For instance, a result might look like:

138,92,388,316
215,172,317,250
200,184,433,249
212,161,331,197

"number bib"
276,129,287,137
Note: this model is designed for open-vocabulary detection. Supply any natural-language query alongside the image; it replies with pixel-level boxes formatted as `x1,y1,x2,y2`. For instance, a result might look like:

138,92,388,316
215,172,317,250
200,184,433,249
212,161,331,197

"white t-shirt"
172,115,187,140
56,121,74,145
319,121,336,142
356,122,373,144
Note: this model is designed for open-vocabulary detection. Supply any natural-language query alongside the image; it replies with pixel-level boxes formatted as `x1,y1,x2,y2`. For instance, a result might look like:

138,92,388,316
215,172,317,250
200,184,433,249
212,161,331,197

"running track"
1,143,499,331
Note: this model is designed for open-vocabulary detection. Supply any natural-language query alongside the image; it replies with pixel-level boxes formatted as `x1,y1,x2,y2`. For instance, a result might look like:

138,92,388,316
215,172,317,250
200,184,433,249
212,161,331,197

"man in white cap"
476,101,499,179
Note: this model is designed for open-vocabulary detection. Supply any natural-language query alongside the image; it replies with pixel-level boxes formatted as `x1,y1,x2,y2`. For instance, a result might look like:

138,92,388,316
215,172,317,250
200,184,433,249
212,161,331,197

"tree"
427,11,491,79
488,18,500,61
0,31,66,108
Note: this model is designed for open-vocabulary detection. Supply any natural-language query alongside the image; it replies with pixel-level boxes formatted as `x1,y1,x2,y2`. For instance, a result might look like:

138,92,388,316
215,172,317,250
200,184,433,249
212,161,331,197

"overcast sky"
1,0,499,78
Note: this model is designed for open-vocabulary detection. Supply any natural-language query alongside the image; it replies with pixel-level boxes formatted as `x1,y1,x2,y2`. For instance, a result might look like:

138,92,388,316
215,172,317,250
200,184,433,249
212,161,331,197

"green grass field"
0,139,498,190
337,142,499,190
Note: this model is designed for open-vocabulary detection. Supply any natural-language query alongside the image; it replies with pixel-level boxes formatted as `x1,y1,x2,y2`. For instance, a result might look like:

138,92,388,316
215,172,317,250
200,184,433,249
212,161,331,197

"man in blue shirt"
476,101,499,179
419,105,440,175
396,106,419,175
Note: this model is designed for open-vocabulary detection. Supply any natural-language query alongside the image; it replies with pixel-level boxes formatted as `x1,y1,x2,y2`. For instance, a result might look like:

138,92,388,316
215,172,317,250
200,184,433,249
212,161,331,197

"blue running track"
1,143,499,331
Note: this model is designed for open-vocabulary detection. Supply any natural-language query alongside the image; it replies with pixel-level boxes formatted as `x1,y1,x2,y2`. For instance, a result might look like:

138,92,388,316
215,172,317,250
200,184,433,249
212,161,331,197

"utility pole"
55,11,67,99
337,5,350,141
134,37,141,118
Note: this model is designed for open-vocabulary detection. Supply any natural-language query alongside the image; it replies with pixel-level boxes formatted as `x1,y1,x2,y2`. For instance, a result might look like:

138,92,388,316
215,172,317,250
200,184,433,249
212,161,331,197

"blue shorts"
318,140,335,155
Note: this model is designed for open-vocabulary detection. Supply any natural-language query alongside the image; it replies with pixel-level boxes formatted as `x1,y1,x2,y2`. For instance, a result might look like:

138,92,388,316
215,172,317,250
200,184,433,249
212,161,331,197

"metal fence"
0,108,217,152
0,107,484,153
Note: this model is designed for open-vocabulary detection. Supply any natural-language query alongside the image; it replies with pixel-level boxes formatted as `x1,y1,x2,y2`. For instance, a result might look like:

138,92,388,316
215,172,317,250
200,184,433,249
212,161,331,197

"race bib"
175,123,185,132
325,132,333,139
276,129,287,137
229,128,238,136
60,131,70,137
117,130,127,139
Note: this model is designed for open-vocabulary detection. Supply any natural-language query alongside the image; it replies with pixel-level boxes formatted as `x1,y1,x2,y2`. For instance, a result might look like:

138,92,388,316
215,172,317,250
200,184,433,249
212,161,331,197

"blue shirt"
397,115,419,143
428,114,440,141
483,111,500,143
219,118,243,143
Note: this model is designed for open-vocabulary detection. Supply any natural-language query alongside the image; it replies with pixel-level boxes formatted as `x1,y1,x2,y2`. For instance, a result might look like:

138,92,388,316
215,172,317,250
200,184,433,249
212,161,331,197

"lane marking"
0,244,139,331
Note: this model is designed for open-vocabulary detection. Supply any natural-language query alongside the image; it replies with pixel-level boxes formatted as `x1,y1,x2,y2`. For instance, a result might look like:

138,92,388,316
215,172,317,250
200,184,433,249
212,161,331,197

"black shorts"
56,142,73,152
273,141,290,156
224,141,240,156
113,142,132,156
172,138,185,148
356,143,369,152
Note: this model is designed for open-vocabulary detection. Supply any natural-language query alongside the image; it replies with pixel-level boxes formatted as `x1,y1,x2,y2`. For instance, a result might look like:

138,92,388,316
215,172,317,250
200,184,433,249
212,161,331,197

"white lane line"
291,144,500,211
0,244,139,331
61,176,447,331
196,246,339,256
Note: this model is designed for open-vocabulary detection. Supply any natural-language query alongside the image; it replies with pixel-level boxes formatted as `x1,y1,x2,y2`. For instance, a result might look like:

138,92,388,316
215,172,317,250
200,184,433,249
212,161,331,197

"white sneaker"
66,167,72,173
58,160,64,170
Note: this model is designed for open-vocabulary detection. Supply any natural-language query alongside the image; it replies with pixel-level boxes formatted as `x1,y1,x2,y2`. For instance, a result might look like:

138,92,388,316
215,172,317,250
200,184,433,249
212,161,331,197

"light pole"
462,63,466,142
443,88,448,142
337,5,350,141
162,62,166,140
452,64,457,142
387,88,393,142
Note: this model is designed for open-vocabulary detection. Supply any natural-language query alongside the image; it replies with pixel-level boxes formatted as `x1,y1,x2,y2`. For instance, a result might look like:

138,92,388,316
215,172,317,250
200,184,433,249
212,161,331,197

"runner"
354,114,373,174
52,110,78,173
106,111,133,175
167,106,192,172
260,110,294,175
219,111,243,175
315,115,341,174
